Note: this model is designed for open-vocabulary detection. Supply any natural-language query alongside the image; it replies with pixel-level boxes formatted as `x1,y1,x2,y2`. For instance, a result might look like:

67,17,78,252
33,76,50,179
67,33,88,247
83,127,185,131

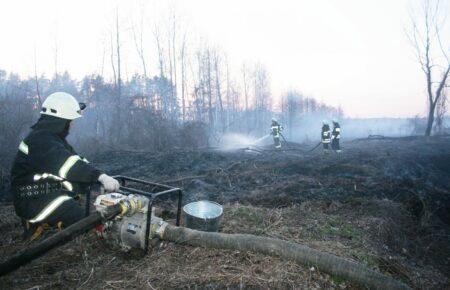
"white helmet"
41,92,85,120
322,119,328,125
271,117,277,122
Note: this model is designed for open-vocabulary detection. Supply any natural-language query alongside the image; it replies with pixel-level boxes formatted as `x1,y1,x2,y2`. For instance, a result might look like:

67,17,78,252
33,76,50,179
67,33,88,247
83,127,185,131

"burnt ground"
0,137,449,289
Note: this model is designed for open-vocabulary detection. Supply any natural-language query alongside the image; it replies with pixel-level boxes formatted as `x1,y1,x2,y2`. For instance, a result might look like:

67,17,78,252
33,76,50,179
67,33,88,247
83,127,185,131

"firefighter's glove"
98,174,120,192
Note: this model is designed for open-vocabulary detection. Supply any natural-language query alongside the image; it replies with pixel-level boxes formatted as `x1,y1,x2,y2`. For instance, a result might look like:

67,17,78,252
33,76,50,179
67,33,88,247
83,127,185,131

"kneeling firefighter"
10,92,120,240
321,120,331,153
270,118,283,149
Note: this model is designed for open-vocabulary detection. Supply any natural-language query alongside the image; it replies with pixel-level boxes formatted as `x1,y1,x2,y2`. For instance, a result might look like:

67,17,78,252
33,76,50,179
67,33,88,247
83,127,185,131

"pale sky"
0,0,448,118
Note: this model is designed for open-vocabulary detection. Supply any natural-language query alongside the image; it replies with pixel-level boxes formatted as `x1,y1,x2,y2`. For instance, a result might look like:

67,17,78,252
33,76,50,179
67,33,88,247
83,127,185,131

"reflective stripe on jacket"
271,121,283,138
321,124,331,143
322,131,331,143
332,123,341,139
12,131,99,186
271,125,281,137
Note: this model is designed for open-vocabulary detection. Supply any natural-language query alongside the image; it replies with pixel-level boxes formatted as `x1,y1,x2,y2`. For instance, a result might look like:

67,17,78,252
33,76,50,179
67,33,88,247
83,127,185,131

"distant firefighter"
271,118,283,149
321,120,331,153
331,120,341,153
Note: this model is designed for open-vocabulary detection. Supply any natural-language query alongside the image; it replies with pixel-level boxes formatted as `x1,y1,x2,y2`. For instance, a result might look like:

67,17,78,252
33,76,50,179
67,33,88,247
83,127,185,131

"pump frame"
85,176,183,253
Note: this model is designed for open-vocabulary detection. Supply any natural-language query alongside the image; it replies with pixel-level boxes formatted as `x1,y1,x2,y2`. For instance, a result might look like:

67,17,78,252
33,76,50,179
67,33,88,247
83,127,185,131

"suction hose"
0,204,122,276
158,224,410,290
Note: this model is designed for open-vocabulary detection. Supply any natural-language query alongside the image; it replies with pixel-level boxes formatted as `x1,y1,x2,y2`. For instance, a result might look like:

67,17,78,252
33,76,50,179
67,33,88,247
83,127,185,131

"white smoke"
219,133,272,151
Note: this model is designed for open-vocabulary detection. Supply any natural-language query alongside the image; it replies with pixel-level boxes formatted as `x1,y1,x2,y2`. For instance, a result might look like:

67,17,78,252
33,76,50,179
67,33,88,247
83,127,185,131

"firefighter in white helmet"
10,92,120,240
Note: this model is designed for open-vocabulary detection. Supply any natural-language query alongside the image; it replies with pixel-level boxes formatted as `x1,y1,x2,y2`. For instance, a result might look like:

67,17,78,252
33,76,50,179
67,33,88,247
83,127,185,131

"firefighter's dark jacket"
271,121,282,135
332,123,341,139
321,124,331,142
10,115,102,220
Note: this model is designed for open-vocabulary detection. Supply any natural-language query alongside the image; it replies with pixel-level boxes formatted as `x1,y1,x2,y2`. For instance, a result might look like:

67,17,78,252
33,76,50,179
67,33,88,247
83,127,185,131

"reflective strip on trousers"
19,141,29,155
28,195,72,223
59,155,82,178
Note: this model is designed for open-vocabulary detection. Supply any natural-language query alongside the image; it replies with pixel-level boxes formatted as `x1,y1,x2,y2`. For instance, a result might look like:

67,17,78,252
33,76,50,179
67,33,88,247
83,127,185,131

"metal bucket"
183,201,223,232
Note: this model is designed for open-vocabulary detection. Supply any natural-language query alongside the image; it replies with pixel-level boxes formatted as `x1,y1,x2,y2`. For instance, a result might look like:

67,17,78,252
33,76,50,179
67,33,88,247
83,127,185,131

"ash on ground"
1,137,449,289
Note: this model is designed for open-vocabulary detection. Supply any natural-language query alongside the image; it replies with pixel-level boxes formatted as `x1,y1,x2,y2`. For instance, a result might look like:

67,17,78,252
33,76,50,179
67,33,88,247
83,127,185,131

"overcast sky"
0,0,448,118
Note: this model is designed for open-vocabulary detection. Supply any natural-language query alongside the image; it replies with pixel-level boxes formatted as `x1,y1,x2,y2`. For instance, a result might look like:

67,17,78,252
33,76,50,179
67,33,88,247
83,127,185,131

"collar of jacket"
31,115,71,138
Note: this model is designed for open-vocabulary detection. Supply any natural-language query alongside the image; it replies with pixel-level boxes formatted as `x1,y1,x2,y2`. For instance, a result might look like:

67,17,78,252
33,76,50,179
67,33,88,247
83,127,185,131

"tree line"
0,68,342,163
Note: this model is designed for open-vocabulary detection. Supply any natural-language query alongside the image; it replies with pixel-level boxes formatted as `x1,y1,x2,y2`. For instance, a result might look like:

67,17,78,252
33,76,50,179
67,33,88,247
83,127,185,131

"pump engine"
94,193,164,250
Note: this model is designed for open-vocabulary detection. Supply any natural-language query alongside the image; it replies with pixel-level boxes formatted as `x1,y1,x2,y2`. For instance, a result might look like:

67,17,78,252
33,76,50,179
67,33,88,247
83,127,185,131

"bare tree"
407,0,450,136
116,11,122,98
206,48,213,128
167,27,174,108
167,10,180,121
434,87,448,133
170,11,177,107
109,9,123,143
193,48,206,122
153,24,167,115
110,31,117,88
131,9,147,78
53,24,58,77
213,50,225,132
153,25,165,79
225,58,231,127
253,62,271,134
33,45,42,106
241,63,250,112
282,91,303,139
180,31,188,121
100,39,106,78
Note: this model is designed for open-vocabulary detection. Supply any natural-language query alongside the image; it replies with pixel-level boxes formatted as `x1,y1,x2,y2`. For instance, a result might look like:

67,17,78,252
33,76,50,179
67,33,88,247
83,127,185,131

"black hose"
160,225,410,290
279,133,292,149
264,141,322,153
0,204,122,276
306,141,322,152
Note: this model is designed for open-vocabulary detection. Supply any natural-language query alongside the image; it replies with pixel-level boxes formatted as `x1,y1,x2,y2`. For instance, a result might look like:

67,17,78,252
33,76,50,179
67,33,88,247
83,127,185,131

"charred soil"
1,137,449,289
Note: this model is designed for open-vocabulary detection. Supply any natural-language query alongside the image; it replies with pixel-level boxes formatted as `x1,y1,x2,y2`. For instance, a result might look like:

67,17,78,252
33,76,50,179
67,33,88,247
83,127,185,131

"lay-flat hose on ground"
159,225,410,290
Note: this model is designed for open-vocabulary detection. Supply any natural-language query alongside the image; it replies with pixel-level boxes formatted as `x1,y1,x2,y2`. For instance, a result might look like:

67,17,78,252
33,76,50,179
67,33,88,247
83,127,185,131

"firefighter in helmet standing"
10,92,121,240
270,118,283,149
321,120,331,153
331,120,341,153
